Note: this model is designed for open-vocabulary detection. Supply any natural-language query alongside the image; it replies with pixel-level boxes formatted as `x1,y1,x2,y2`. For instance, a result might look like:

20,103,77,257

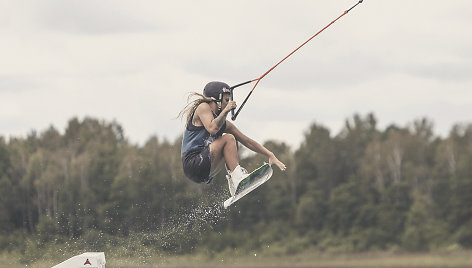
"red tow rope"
230,0,364,121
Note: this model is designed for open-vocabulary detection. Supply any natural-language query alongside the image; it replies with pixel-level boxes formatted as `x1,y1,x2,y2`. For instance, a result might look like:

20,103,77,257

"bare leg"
209,134,239,175
209,156,225,178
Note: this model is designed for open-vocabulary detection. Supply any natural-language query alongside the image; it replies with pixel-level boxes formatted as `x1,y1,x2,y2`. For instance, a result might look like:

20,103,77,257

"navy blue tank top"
181,110,226,156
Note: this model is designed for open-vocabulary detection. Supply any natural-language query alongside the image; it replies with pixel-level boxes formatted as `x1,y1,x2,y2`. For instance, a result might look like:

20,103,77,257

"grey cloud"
184,50,472,92
183,59,262,85
261,54,393,90
36,0,159,34
0,76,39,92
408,62,472,82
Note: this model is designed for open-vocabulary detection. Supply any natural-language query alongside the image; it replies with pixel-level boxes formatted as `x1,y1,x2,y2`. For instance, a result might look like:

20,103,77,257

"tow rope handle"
230,0,363,121
230,80,253,120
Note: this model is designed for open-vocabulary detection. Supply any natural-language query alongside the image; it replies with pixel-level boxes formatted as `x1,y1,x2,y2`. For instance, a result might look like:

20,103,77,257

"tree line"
0,114,471,260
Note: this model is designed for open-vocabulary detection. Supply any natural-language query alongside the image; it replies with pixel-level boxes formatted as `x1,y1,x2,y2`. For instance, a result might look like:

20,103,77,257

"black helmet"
203,81,231,102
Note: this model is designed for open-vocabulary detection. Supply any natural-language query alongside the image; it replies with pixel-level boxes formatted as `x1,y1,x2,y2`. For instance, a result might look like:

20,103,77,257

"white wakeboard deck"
52,252,106,268
223,163,273,208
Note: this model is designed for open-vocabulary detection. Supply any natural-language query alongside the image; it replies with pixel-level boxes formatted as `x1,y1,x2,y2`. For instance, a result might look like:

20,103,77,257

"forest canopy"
1,114,472,261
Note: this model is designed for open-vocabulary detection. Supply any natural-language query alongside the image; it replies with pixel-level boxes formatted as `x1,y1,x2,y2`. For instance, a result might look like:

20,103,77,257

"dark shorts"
182,147,212,184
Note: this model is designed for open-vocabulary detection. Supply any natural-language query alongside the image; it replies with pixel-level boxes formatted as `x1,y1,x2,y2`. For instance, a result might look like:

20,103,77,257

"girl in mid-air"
179,81,286,196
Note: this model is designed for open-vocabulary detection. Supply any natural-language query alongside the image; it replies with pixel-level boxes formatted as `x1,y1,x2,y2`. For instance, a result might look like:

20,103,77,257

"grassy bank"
2,250,472,268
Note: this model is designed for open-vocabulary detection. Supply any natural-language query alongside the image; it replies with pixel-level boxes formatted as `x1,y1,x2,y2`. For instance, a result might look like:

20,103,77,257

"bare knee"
221,134,237,148
222,134,237,147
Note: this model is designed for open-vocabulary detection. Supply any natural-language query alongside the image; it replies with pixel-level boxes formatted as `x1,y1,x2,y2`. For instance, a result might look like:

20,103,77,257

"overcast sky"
1,0,471,149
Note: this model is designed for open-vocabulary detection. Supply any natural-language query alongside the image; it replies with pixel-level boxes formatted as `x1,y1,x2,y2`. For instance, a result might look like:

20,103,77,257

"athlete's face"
220,93,231,110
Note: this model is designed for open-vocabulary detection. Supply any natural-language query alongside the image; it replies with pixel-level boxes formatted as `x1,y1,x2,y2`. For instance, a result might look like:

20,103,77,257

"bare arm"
225,121,286,171
195,103,233,135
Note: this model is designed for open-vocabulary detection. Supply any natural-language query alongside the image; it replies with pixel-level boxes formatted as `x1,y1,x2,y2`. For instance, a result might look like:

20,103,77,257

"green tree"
0,138,14,234
401,196,433,251
294,123,335,200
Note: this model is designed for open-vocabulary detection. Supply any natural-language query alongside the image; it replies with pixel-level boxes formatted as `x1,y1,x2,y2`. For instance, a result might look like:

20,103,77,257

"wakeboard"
223,163,273,209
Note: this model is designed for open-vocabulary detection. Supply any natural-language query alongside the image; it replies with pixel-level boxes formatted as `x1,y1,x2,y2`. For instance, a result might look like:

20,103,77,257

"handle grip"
230,88,235,119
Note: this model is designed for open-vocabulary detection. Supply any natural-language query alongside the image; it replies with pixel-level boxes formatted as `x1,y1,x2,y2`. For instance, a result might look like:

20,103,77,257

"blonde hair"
178,92,214,127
